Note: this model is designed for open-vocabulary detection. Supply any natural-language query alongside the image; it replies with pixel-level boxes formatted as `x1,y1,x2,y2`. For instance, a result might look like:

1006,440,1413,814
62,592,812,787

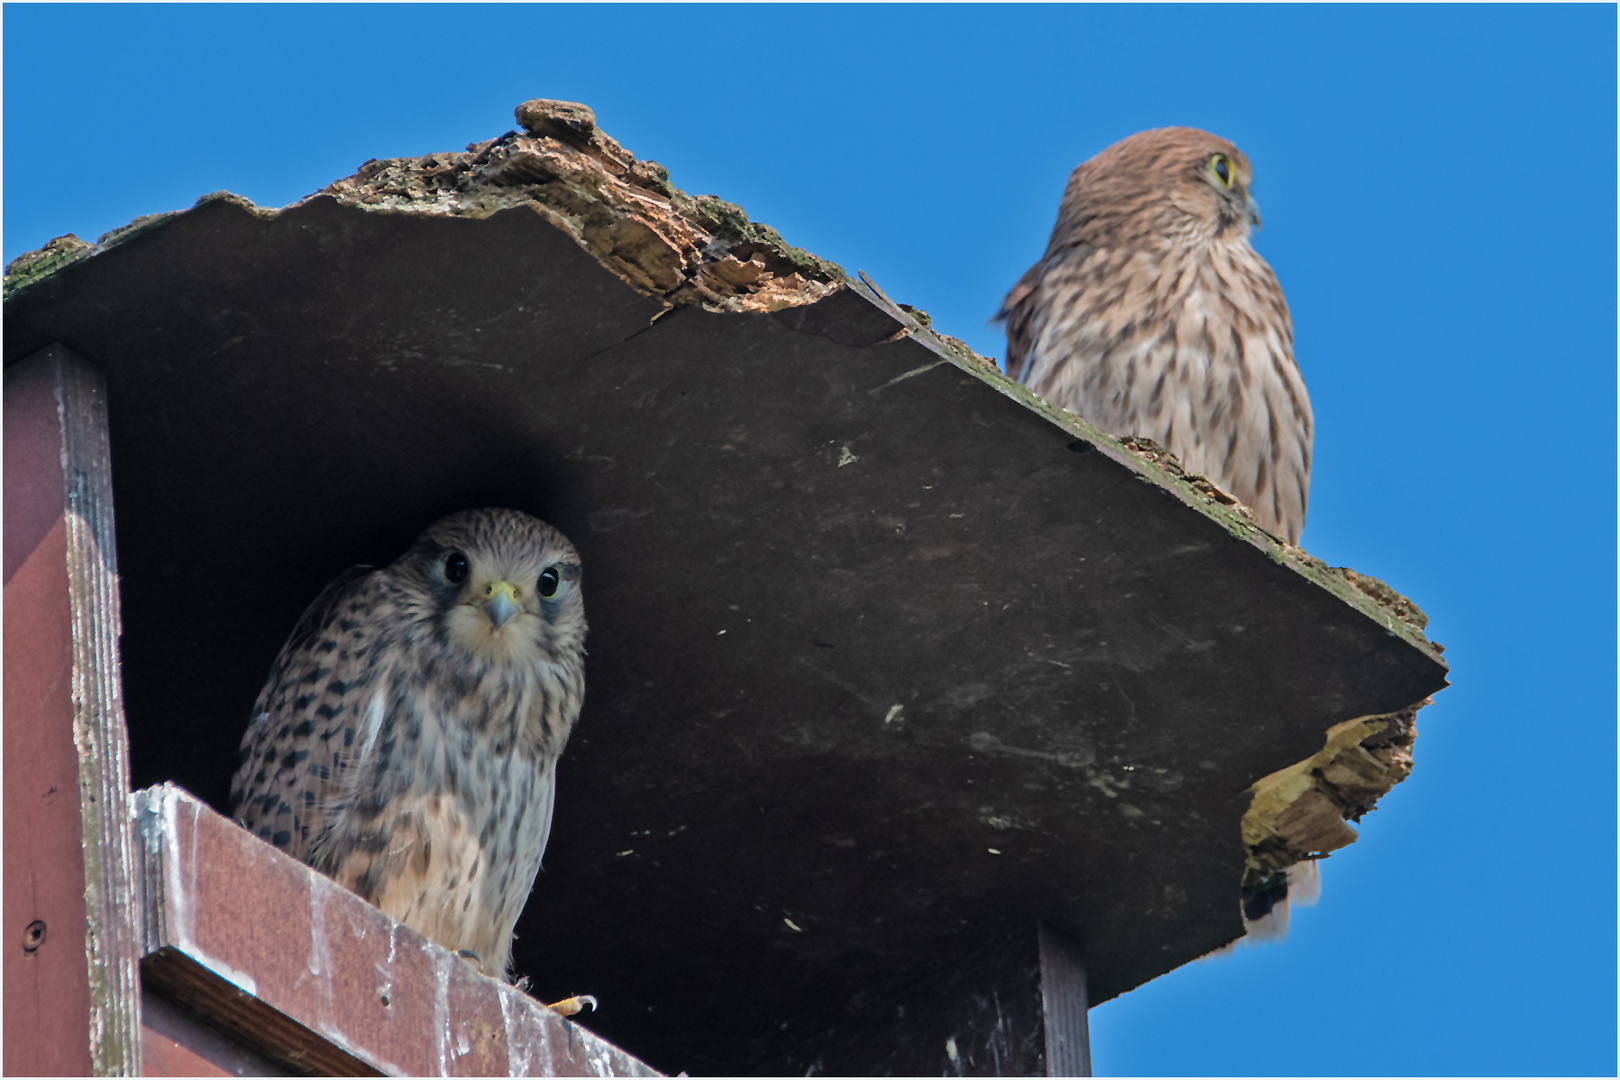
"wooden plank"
139,988,288,1077
763,924,1044,1076
5,346,94,1074
52,347,145,1076
761,923,1091,1076
1038,924,1091,1077
141,949,381,1077
4,345,141,1075
133,783,661,1077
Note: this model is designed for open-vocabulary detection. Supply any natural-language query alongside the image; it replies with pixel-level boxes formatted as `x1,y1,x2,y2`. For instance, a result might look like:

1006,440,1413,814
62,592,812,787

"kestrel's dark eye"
443,552,469,584
1210,154,1234,189
538,566,560,599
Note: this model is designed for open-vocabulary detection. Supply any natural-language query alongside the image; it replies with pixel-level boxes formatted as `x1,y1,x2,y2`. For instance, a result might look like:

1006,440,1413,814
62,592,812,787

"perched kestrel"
230,508,587,981
1003,128,1320,940
999,127,1314,544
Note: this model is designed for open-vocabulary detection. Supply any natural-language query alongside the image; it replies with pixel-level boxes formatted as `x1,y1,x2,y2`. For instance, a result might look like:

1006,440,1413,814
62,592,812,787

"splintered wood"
1242,705,1422,893
321,98,844,315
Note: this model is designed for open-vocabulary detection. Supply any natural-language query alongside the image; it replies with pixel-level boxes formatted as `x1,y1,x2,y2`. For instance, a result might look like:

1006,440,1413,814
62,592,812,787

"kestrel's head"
395,508,585,668
1057,126,1262,248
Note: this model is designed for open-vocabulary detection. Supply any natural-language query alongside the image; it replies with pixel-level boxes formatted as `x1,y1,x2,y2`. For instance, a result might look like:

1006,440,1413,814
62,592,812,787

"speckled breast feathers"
230,508,586,979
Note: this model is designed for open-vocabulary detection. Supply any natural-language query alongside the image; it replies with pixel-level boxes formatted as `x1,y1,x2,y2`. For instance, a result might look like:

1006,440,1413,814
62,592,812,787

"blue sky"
6,5,1614,1075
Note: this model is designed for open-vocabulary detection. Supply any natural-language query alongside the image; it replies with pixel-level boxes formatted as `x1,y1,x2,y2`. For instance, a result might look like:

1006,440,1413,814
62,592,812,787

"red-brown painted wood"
4,354,96,1076
138,990,286,1078
136,784,659,1077
5,345,142,1075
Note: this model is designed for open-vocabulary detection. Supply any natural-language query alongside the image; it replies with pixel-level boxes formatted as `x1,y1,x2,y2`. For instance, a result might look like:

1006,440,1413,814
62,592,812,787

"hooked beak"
481,580,523,629
1246,193,1263,231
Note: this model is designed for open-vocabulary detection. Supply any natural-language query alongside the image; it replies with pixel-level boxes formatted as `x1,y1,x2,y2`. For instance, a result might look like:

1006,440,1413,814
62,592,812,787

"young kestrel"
1000,126,1314,544
230,508,587,981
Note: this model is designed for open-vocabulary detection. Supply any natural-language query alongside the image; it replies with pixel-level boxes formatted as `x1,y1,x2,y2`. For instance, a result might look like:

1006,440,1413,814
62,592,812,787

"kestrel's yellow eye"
1210,154,1234,189
538,566,561,599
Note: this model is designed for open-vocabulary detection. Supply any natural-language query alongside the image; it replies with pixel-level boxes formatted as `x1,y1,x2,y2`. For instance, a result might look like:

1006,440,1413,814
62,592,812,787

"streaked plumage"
230,508,586,980
1005,128,1320,941
1000,126,1313,544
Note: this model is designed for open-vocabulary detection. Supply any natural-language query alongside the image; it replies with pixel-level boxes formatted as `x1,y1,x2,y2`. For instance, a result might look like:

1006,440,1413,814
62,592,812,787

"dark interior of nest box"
2,195,1449,1074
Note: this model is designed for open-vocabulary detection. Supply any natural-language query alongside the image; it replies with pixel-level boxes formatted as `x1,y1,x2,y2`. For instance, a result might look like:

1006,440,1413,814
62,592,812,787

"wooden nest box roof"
3,99,1448,1074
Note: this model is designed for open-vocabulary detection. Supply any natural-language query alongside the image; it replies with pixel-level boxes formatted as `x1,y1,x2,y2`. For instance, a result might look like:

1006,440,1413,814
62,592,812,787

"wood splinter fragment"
515,99,597,142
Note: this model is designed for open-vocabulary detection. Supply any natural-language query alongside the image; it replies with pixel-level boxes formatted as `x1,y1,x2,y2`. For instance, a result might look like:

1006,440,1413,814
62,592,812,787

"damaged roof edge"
1,98,1444,666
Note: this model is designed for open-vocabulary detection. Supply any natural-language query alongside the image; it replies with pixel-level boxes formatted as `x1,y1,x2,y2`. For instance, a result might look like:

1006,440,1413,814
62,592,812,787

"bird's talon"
546,994,598,1016
456,949,482,966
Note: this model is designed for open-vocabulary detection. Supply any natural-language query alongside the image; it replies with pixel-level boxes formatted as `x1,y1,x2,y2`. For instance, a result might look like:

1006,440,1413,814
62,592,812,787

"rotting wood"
3,234,92,290
319,98,845,316
1241,703,1422,903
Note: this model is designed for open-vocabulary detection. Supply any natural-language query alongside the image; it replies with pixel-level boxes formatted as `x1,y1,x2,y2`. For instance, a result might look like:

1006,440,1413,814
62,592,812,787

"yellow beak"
481,580,523,629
